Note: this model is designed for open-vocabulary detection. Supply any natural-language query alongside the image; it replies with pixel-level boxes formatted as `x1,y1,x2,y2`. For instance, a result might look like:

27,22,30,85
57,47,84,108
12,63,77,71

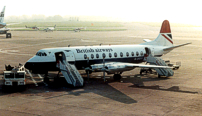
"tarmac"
0,22,202,115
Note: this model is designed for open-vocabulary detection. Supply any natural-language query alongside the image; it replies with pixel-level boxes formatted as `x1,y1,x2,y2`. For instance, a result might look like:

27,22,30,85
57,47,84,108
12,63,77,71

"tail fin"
0,6,5,23
141,20,173,47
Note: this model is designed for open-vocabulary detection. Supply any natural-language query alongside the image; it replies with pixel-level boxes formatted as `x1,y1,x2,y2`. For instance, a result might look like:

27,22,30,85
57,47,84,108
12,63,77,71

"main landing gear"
54,71,61,84
43,72,49,83
113,72,122,81
6,33,11,38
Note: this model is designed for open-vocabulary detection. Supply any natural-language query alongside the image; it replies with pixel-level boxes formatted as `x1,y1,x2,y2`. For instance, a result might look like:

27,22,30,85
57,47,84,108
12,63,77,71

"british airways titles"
76,48,113,53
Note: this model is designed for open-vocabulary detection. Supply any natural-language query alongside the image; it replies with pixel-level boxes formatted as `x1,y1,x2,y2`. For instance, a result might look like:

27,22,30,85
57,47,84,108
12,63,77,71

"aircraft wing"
143,39,152,42
90,62,171,73
163,42,191,51
123,63,171,68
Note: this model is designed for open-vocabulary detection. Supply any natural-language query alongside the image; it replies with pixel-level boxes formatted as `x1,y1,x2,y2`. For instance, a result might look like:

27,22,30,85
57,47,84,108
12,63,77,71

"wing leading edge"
120,63,171,69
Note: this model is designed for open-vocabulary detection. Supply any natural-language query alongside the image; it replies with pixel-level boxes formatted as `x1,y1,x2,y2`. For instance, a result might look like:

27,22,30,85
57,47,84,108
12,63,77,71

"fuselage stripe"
162,34,173,44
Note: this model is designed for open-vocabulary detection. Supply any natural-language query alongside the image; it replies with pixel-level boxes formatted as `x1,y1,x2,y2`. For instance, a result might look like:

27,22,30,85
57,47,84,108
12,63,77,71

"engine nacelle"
90,63,135,74
0,31,6,34
91,64,106,71
0,23,6,27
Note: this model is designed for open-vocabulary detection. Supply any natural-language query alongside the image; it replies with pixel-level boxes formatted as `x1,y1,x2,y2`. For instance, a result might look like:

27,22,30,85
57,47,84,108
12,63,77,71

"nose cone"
24,59,44,74
24,62,32,70
24,56,37,70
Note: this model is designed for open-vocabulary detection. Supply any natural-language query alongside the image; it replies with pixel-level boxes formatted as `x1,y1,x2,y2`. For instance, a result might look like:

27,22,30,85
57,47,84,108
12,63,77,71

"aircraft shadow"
119,74,198,94
47,77,137,104
129,85,198,94
1,72,196,103
0,76,137,104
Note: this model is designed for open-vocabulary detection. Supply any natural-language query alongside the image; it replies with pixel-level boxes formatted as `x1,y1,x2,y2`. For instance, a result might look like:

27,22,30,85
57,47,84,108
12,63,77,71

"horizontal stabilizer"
143,39,152,42
163,42,191,51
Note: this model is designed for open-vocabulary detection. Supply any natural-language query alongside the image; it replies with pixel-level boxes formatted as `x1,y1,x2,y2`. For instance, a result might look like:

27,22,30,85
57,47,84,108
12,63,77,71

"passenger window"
126,52,129,57
102,53,106,58
114,52,117,57
109,53,112,58
131,52,134,56
136,52,139,56
96,54,99,58
84,54,87,59
140,51,143,56
91,54,94,59
120,52,123,57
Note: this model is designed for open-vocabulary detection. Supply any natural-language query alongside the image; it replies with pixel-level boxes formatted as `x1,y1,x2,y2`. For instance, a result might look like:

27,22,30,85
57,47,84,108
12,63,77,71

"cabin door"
64,51,76,62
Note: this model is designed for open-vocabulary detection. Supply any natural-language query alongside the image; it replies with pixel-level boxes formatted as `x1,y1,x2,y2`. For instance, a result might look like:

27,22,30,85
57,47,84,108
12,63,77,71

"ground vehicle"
3,64,26,86
3,71,26,86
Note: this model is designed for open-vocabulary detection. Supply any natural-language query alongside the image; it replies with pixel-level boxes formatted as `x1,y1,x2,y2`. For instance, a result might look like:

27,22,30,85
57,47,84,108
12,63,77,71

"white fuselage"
24,44,169,74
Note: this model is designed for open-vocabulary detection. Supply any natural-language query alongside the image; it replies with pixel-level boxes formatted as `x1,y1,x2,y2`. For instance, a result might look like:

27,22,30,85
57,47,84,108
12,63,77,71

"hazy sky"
1,0,201,24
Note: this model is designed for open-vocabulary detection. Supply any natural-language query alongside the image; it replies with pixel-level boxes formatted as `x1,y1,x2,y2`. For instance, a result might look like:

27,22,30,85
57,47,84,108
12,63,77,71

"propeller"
102,54,106,82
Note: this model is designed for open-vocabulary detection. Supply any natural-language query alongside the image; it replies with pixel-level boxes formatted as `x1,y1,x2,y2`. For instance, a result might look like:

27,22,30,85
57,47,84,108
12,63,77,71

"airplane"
24,20,191,86
74,27,86,32
25,25,39,30
0,6,11,38
43,25,56,32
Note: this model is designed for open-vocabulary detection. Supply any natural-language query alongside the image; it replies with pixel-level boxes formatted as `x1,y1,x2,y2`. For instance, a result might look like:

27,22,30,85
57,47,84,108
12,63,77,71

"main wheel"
140,69,143,75
6,33,11,38
85,70,92,74
44,77,49,83
113,74,122,81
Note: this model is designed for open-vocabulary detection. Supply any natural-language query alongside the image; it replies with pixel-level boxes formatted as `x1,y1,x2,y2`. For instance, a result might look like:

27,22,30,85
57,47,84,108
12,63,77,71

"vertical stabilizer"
141,20,173,47
0,6,5,23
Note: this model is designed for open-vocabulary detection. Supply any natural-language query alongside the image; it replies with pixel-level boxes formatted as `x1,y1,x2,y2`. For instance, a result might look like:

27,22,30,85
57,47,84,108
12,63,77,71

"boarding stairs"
144,54,174,77
57,60,84,87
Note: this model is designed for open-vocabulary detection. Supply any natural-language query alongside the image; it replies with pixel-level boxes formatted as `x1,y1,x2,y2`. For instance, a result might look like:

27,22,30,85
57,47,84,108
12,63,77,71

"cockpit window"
36,52,47,56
